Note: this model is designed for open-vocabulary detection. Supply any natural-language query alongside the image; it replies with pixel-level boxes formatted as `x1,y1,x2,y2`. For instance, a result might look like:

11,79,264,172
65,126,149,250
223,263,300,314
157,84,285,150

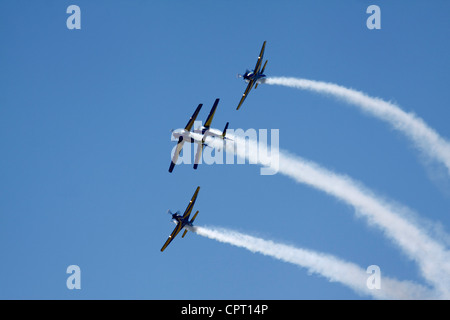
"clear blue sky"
1,1,449,299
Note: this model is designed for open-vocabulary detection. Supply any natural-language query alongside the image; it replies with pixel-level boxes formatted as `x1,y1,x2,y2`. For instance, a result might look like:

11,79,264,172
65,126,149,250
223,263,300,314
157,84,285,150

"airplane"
160,186,200,252
168,98,229,172
236,41,268,110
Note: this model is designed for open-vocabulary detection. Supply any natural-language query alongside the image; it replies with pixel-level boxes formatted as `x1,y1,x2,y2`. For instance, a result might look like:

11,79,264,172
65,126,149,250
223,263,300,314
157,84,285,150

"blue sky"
1,1,450,299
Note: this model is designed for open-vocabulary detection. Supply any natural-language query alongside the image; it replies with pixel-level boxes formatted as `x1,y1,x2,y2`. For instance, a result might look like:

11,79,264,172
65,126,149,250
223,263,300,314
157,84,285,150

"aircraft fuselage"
172,128,222,144
171,213,189,226
172,129,204,144
170,213,195,234
243,70,266,82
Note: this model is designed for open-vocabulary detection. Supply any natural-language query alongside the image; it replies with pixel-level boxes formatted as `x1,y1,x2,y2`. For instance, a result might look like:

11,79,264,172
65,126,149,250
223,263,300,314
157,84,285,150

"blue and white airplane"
160,186,200,252
169,99,229,172
236,41,268,110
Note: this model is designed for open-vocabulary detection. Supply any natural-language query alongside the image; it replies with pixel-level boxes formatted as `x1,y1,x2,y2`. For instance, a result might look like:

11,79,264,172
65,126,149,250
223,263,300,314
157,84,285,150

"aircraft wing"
168,136,185,173
236,80,254,110
160,222,184,252
203,99,219,129
253,41,266,74
185,103,203,132
193,142,205,170
182,186,200,219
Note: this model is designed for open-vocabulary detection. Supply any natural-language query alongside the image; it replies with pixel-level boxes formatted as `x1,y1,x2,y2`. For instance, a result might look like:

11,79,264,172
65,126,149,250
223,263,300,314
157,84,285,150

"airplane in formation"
163,43,269,251
160,186,200,252
168,98,229,173
236,41,268,110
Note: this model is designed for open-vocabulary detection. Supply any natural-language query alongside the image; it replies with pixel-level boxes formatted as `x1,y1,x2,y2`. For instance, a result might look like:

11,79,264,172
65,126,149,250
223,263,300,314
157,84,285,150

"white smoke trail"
204,134,450,298
264,76,450,176
190,225,435,299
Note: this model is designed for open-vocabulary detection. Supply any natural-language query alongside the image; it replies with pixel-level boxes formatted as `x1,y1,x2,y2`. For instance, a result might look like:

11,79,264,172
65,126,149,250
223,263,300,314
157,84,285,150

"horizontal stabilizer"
261,59,268,74
222,122,229,139
182,210,198,238
190,210,199,224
